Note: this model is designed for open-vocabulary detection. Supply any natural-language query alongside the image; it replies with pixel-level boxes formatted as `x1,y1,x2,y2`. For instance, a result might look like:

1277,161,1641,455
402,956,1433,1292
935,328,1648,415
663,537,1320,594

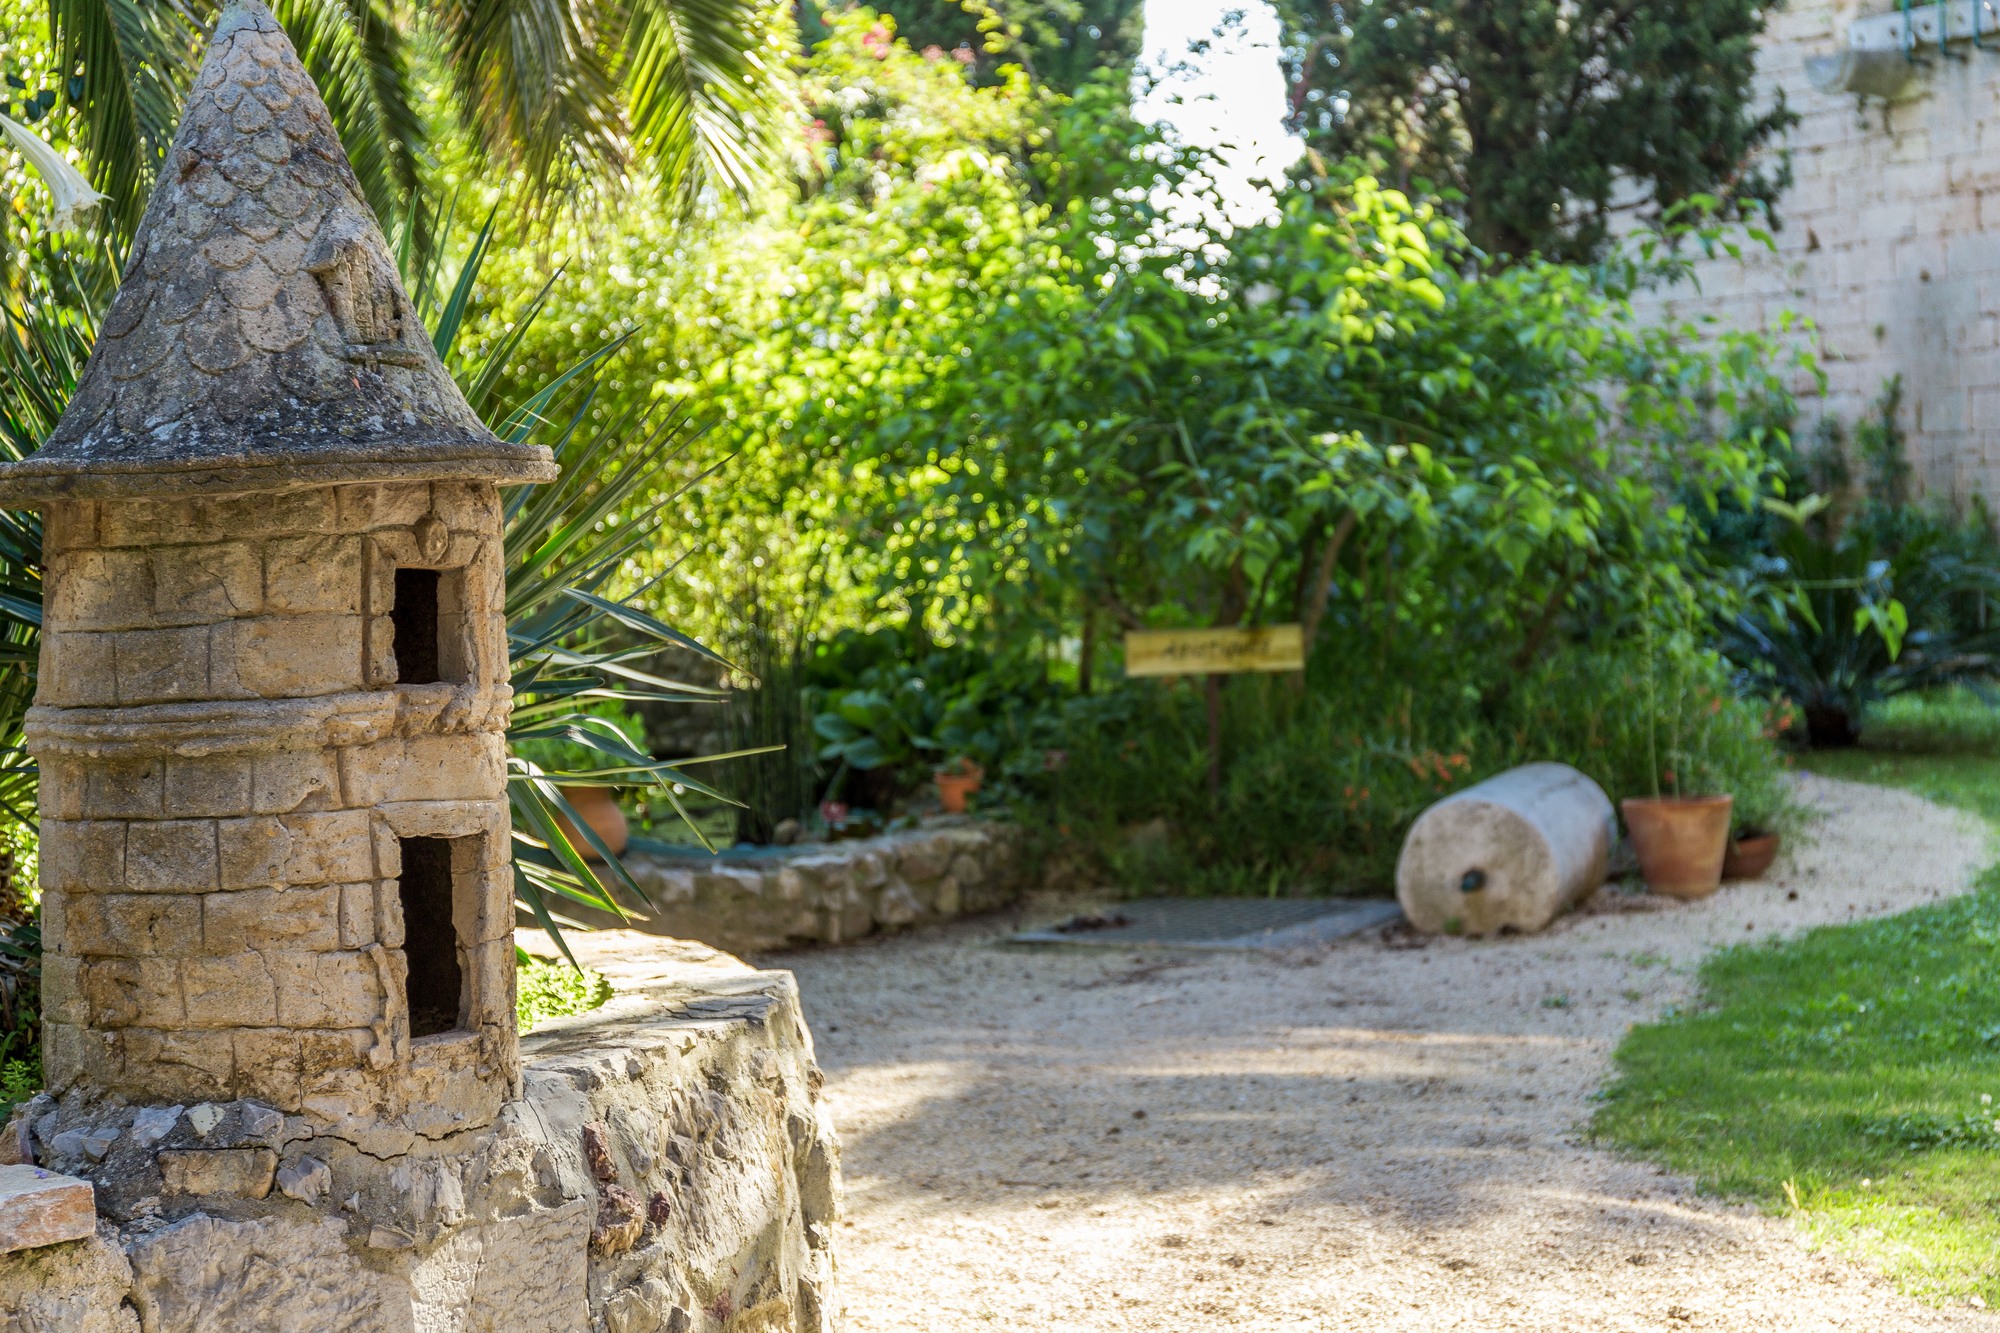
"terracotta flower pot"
555,784,629,861
935,763,985,814
1722,831,1781,881
1621,795,1733,900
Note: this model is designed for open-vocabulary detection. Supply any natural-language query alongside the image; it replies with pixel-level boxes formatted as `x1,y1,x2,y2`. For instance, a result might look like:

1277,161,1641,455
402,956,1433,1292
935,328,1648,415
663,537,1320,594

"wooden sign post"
1123,625,1308,802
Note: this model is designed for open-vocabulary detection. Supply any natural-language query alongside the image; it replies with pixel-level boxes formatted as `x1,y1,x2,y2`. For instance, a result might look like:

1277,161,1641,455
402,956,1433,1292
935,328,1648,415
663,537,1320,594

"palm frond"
48,0,202,238
431,0,631,193
51,0,429,249
613,0,798,212
49,0,797,239
0,250,79,824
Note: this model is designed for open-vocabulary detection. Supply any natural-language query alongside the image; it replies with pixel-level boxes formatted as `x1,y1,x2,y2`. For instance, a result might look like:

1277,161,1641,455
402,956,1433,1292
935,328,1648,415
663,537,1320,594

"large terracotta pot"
1621,795,1733,900
556,784,629,861
1722,831,1781,881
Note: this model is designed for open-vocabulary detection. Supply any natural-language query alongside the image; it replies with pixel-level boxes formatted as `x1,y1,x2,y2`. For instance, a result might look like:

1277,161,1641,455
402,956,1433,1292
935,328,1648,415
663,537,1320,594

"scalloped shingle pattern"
5,0,552,498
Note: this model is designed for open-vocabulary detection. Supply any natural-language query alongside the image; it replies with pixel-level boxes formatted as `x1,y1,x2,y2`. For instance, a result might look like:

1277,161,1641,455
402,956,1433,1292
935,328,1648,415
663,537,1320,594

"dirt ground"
767,774,2000,1331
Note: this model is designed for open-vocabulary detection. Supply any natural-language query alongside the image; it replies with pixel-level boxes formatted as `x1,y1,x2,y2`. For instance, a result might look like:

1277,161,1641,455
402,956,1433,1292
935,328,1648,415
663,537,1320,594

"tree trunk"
1297,510,1358,653
1078,609,1096,696
1205,673,1224,806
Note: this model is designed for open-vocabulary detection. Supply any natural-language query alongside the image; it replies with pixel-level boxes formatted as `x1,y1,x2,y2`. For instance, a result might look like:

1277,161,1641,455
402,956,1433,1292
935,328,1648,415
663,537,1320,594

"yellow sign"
1123,624,1306,678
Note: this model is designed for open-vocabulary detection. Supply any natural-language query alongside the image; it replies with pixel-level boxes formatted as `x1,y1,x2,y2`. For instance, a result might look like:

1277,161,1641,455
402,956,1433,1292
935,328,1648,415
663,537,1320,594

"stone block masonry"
0,3,841,1327
0,0,561,1223
31,480,521,1133
0,1168,95,1256
1640,0,2000,504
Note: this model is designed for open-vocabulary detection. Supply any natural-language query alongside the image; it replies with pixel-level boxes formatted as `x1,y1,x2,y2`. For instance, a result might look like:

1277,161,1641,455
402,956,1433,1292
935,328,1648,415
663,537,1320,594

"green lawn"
1804,748,2000,826
1593,707,2000,1305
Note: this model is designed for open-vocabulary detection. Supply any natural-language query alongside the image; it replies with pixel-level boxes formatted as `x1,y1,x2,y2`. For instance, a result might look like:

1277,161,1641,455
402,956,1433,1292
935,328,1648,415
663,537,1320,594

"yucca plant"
1724,517,2000,746
0,239,89,826
0,243,93,1086
414,208,759,954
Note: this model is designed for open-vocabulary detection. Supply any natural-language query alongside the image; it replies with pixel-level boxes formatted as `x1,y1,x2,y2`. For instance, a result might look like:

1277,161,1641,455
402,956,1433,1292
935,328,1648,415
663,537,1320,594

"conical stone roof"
0,0,557,502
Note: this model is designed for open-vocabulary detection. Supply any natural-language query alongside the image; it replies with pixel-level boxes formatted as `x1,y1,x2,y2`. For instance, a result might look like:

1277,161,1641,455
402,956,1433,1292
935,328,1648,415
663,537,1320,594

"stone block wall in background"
1639,0,2000,503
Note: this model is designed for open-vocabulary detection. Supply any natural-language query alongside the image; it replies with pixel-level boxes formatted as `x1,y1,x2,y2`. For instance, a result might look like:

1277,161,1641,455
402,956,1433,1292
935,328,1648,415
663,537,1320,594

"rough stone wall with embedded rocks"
1640,0,2000,504
0,937,839,1333
32,481,519,1144
562,821,1027,955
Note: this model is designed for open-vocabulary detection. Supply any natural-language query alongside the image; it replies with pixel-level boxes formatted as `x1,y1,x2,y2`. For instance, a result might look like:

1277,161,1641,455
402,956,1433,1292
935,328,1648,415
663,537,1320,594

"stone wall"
1643,0,2000,503
567,820,1027,955
0,935,839,1333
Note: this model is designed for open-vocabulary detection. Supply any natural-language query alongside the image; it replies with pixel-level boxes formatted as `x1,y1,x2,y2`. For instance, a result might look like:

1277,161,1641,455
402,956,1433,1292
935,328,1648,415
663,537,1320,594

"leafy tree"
1273,0,1795,262
477,6,1057,647
485,10,1811,691
455,11,1810,879
923,148,1806,698
831,0,1143,90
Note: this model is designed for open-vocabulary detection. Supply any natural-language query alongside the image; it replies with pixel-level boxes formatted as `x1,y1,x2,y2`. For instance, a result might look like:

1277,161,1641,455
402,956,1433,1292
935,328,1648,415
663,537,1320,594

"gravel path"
768,774,1999,1331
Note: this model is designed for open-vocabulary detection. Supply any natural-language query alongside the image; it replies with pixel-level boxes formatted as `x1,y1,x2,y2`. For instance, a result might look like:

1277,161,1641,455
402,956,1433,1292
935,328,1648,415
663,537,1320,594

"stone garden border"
561,818,1027,955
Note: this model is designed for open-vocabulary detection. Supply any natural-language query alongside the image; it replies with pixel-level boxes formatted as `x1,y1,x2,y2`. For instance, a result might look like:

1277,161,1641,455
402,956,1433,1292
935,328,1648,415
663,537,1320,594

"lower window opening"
398,835,465,1038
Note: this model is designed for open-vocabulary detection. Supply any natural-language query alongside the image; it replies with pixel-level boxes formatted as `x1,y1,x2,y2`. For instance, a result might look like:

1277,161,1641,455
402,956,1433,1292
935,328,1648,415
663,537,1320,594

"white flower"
0,112,107,231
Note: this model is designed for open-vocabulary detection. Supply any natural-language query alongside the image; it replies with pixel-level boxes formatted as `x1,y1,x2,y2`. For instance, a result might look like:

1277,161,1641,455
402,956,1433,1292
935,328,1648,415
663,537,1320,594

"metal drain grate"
1010,897,1403,951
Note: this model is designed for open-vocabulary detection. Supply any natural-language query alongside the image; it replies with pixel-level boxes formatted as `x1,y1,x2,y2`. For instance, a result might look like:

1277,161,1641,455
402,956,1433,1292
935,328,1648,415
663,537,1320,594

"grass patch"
1595,876,2000,1304
1806,687,2000,823
1803,748,2000,826
1594,688,2000,1305
1852,687,2000,756
517,953,613,1033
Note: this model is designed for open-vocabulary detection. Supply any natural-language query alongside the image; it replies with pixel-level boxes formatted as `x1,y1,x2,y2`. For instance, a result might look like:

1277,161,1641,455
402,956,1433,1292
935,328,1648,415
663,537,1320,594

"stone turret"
0,8,842,1326
0,0,555,1142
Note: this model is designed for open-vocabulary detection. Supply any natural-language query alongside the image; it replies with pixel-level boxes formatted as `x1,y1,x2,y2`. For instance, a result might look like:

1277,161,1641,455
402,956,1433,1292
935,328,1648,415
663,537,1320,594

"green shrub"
1503,644,1798,837
799,630,1068,815
1035,639,1796,894
1725,515,2000,747
0,1057,37,1122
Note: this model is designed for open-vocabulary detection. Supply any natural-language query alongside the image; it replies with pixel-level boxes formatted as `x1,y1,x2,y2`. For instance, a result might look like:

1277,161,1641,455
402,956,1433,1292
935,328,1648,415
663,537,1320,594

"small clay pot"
935,763,985,814
1722,831,1781,880
1621,795,1733,899
555,784,629,861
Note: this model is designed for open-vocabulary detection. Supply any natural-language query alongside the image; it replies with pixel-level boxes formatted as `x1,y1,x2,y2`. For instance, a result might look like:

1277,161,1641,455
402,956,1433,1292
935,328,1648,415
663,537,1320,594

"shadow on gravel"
765,916,1737,1250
